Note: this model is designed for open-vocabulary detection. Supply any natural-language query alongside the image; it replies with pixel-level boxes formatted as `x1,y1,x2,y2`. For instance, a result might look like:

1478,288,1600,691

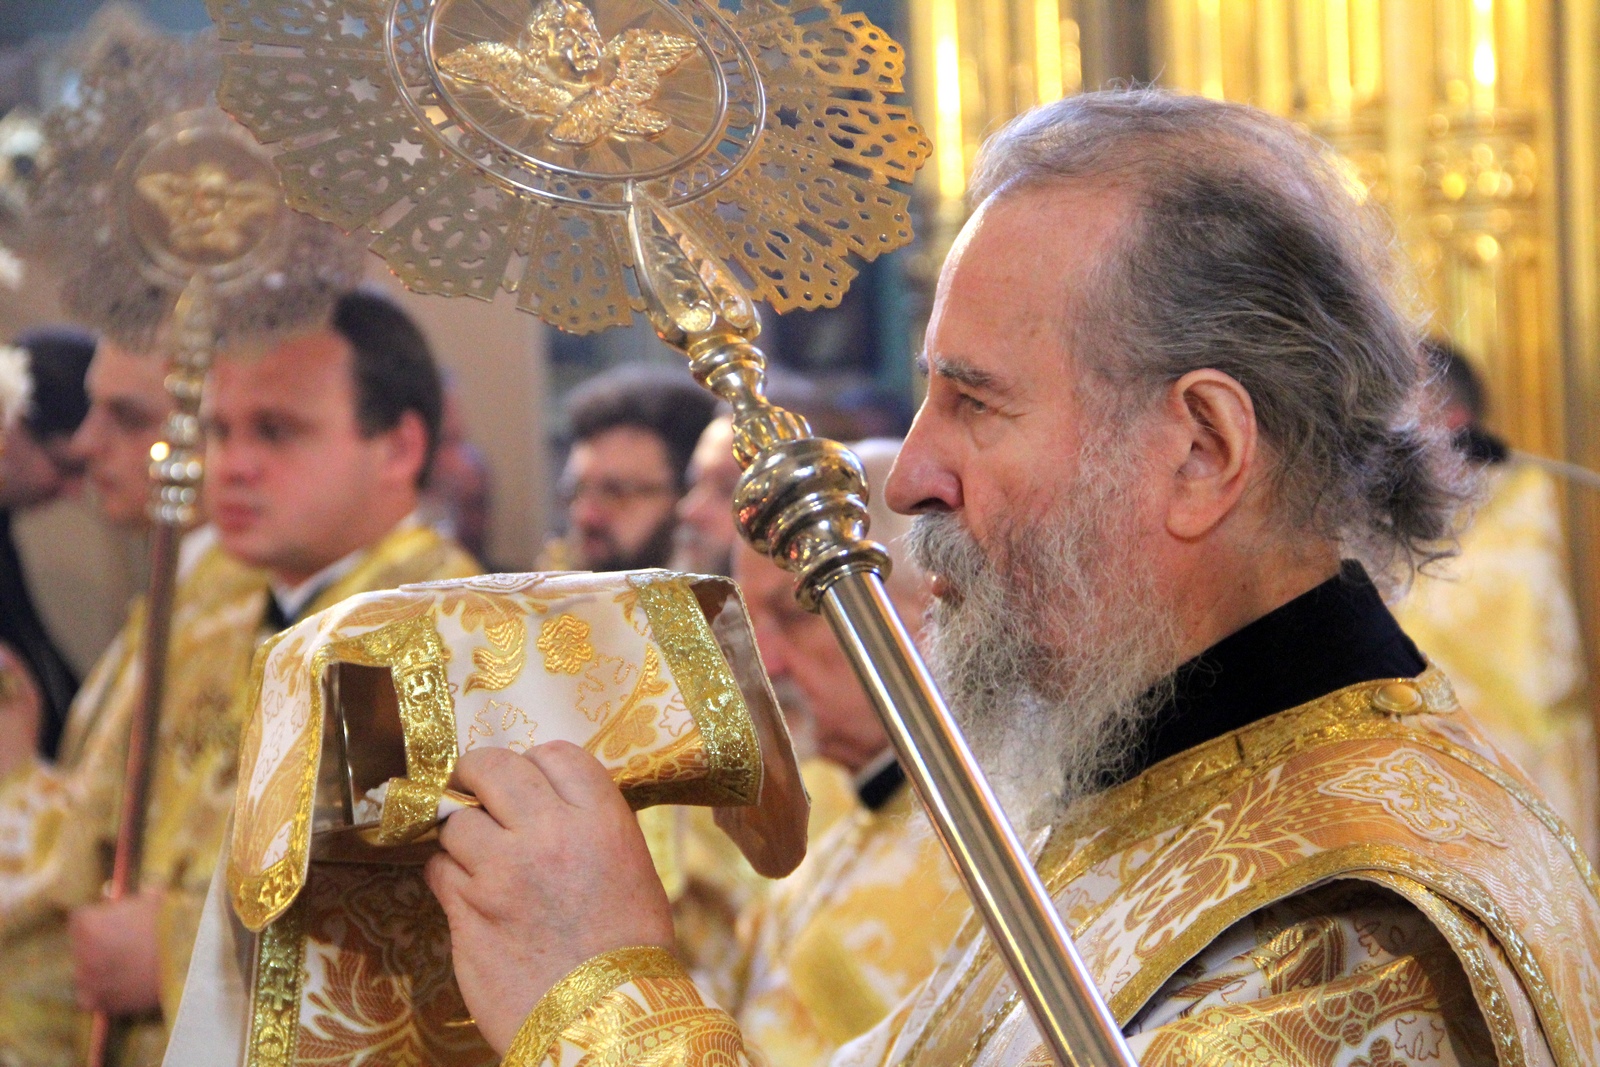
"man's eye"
258,420,294,444
957,392,989,415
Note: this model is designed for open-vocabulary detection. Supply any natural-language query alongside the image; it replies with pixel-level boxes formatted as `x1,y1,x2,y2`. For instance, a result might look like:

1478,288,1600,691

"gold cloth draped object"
214,569,801,1067
228,569,803,933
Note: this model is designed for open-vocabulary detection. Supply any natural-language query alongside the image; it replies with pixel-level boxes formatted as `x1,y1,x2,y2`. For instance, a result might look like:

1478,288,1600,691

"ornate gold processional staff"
205,0,1136,1062
29,26,364,1065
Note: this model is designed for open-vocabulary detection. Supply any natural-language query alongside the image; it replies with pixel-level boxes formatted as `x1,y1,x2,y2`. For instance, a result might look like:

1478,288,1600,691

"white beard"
906,433,1184,834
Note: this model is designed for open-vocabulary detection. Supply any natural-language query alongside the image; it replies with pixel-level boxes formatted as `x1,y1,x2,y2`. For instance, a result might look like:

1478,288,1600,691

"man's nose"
67,413,102,461
570,495,608,530
750,615,790,678
884,414,961,515
207,439,256,484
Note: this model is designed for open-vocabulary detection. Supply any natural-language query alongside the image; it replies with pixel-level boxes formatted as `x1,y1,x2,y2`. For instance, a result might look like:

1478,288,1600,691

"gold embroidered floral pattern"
466,698,538,753
536,613,596,676
1319,751,1509,848
249,865,495,1067
584,647,671,762
1138,953,1469,1067
507,945,686,1061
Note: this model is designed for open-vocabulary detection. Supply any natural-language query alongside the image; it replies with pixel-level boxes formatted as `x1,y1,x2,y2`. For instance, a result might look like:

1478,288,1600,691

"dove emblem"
134,163,278,258
437,0,698,147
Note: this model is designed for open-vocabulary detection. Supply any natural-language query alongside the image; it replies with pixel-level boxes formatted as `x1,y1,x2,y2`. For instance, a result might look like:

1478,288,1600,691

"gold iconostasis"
902,0,1600,710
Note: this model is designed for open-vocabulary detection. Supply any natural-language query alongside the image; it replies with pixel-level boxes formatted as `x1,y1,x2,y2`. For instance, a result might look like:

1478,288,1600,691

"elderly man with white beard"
421,90,1600,1067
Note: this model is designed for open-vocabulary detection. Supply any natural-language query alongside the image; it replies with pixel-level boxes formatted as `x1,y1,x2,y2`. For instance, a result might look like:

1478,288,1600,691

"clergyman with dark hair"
549,364,717,571
0,288,481,1067
0,326,95,760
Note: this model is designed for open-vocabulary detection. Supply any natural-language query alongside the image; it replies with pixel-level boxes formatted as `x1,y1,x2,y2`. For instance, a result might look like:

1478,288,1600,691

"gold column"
905,0,1088,380
909,0,1085,209
1555,0,1600,730
1154,0,1561,455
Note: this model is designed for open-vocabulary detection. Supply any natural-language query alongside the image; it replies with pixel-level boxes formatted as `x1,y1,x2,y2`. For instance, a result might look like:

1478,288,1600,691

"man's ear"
377,409,430,488
1163,369,1257,541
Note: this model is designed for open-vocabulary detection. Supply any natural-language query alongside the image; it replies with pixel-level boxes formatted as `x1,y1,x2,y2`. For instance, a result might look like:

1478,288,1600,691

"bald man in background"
726,439,966,1067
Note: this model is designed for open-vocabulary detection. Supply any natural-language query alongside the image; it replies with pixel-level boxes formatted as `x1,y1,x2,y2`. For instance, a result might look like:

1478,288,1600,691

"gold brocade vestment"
500,668,1600,1067
732,778,967,1067
0,523,476,1067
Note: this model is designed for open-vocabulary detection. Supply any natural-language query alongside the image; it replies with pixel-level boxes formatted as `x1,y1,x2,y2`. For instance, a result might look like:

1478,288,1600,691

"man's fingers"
424,848,471,906
525,741,624,810
449,746,560,829
435,806,503,875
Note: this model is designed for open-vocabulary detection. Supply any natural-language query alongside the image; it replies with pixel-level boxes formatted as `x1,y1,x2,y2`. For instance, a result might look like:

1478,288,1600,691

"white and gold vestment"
499,669,1600,1067
0,523,476,1067
1396,460,1599,858
733,775,967,1067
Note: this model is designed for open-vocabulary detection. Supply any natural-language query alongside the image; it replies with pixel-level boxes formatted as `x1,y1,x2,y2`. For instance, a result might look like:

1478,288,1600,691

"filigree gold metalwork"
208,0,930,331
29,24,365,350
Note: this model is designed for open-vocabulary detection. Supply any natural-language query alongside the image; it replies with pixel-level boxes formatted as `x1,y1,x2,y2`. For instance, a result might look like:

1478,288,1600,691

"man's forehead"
89,340,165,389
210,330,351,401
572,425,672,469
690,418,737,476
925,185,1131,386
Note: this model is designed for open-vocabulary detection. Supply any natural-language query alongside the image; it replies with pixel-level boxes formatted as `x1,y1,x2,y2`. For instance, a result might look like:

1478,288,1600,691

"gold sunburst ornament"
207,0,929,332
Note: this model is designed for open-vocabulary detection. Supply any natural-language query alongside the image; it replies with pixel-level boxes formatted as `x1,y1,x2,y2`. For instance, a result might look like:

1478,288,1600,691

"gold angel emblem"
134,163,278,257
437,0,698,147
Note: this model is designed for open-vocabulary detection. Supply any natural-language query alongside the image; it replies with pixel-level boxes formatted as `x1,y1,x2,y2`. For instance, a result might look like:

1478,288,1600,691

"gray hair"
969,89,1468,578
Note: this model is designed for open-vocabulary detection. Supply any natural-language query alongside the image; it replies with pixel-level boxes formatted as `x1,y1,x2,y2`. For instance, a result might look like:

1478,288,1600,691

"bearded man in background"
425,90,1600,1066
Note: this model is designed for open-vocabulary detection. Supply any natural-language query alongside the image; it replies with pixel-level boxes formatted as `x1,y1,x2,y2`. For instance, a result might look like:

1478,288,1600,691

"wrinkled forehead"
689,417,737,477
928,185,1134,386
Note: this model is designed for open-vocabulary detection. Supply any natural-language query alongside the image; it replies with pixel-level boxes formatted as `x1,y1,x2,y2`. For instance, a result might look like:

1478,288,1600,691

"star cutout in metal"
207,0,931,332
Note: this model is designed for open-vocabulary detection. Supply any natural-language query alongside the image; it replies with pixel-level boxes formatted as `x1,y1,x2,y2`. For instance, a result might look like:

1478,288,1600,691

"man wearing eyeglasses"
548,365,717,573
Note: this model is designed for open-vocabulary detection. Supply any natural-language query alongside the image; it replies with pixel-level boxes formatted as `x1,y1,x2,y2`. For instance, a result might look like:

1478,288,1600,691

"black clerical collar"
1109,560,1425,787
854,752,907,812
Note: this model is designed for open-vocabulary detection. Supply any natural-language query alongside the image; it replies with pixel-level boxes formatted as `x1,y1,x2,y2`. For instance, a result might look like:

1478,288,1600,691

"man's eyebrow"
917,353,1010,394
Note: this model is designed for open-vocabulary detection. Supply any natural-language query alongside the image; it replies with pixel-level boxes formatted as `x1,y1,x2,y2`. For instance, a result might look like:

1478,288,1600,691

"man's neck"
1171,533,1342,663
1112,560,1426,785
269,511,418,621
